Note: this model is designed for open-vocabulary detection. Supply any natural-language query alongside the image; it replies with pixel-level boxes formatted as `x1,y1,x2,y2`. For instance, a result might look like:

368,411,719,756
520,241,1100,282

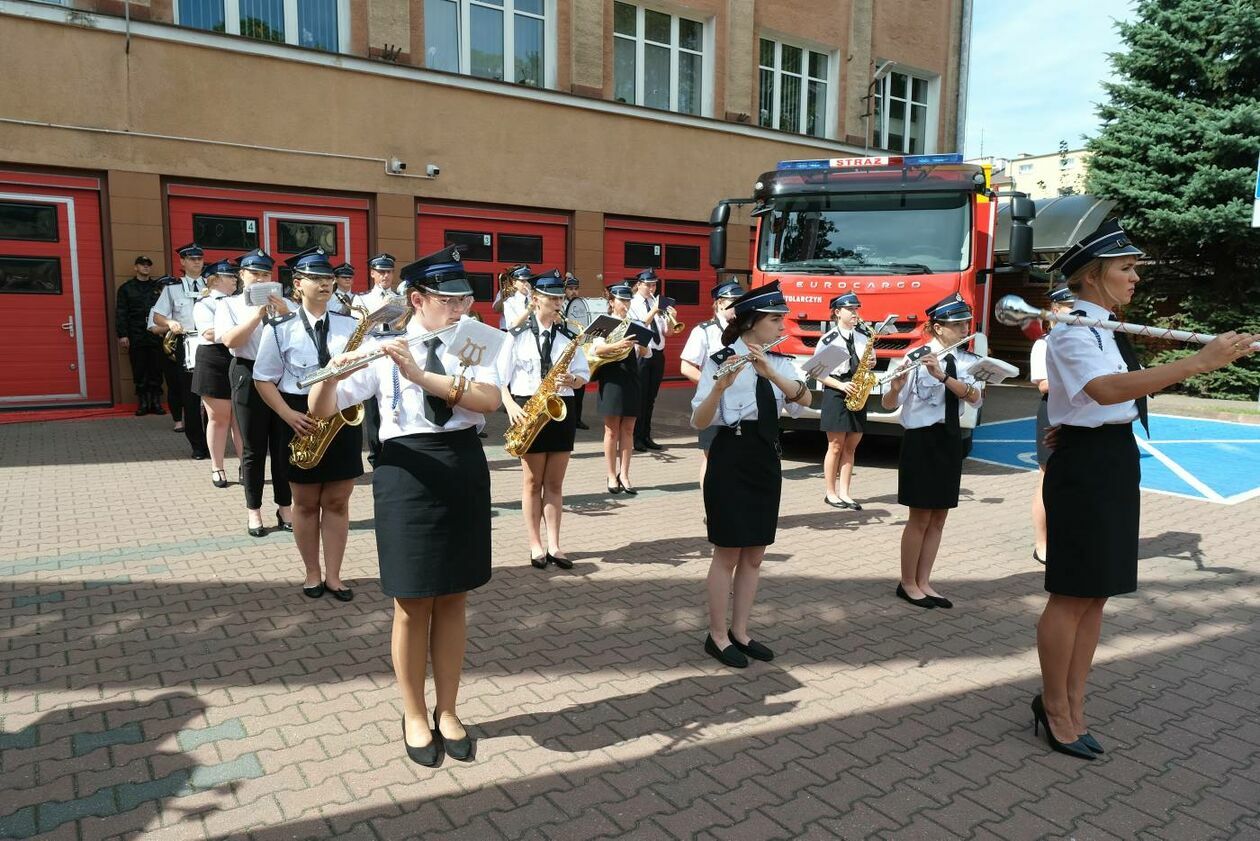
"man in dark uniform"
115,255,167,415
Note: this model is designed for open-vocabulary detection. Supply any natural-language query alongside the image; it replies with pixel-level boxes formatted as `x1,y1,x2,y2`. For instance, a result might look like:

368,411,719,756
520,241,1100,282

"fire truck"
707,153,1039,437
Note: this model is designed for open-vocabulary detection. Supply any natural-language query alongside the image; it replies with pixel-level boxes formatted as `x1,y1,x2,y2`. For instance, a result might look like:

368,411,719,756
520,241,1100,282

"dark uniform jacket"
115,276,163,346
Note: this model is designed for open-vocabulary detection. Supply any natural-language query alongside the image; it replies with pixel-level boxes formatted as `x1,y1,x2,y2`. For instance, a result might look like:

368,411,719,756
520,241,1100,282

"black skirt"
1035,396,1052,465
897,423,964,509
511,394,577,453
1043,423,1140,598
597,354,641,417
279,391,364,485
192,344,233,399
374,427,492,598
819,387,867,433
704,423,781,547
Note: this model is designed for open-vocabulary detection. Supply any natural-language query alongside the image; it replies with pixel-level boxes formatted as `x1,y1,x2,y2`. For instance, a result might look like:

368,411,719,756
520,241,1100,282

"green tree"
1084,0,1260,398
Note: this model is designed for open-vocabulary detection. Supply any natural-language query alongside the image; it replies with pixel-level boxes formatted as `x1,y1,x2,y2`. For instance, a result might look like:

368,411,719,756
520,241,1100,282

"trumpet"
664,306,685,335
712,336,789,380
995,295,1260,350
297,322,460,389
874,333,979,387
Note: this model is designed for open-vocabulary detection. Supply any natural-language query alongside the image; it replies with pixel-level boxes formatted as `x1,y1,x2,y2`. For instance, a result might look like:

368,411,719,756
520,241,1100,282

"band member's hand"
118,337,130,350
610,338,637,354
504,400,526,424
888,368,909,390
287,409,317,436
1197,331,1259,371
266,294,288,312
1043,424,1060,451
749,344,773,377
326,349,367,381
921,352,943,380
167,321,185,335
835,381,854,395
714,366,740,391
381,340,424,383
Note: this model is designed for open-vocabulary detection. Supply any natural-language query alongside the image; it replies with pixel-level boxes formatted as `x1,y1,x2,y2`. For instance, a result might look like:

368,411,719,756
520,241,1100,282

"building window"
872,69,933,154
175,0,348,52
613,2,706,116
1017,163,1033,174
758,39,830,138
424,0,550,87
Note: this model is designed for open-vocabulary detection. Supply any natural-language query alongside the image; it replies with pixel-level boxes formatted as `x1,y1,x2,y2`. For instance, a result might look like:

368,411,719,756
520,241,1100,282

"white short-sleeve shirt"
628,294,667,351
149,275,203,331
889,339,985,430
1029,337,1049,384
495,316,591,397
1045,299,1137,427
690,338,805,428
253,307,359,395
681,317,726,368
215,294,294,360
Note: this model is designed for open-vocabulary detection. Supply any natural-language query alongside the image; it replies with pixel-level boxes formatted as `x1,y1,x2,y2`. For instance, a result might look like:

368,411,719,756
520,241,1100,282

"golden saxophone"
844,325,878,411
504,320,587,457
289,304,372,469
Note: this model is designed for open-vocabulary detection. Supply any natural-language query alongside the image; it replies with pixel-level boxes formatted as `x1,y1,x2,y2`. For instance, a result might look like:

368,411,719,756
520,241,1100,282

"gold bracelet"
962,383,974,401
445,375,468,407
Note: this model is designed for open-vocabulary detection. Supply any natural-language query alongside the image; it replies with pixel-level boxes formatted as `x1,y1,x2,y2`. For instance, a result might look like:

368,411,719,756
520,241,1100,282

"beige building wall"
1005,150,1092,200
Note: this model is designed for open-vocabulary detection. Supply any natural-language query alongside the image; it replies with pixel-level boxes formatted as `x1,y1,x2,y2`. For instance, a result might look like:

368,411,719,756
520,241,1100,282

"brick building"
0,0,970,406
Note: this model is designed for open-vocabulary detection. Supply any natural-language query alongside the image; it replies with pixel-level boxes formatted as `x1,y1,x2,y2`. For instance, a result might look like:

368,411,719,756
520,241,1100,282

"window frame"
612,2,713,117
423,0,557,89
174,0,351,53
871,65,938,155
757,35,838,139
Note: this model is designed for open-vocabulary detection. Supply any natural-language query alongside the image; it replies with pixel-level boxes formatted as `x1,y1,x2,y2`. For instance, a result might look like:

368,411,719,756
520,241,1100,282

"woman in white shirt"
498,271,591,570
817,292,872,510
309,245,502,767
1032,219,1254,761
253,247,363,604
679,281,742,485
190,260,243,488
881,293,984,611
1028,285,1077,563
691,281,810,670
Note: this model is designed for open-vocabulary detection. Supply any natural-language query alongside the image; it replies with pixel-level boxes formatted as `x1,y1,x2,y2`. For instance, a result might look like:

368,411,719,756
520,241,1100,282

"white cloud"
964,0,1137,158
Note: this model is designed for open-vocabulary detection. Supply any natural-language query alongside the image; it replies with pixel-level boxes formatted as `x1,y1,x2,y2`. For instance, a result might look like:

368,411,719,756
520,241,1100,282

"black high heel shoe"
607,481,623,495
618,476,638,496
276,509,293,532
1078,732,1105,754
402,716,439,767
247,519,267,538
434,711,474,761
1031,694,1095,760
211,469,228,488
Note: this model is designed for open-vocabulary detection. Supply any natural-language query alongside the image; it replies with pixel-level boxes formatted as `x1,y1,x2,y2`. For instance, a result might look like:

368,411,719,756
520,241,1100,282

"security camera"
425,163,441,177
387,158,407,174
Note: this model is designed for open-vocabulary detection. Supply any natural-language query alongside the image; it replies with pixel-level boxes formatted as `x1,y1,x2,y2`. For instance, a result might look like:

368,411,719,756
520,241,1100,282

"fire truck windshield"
758,191,972,275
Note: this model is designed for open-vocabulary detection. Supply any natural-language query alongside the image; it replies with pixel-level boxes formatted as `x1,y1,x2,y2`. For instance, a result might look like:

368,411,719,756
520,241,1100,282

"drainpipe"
955,0,973,153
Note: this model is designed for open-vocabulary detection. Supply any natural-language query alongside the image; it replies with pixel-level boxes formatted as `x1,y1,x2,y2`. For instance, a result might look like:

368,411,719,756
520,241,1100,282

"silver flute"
874,332,979,386
712,336,790,380
297,322,460,389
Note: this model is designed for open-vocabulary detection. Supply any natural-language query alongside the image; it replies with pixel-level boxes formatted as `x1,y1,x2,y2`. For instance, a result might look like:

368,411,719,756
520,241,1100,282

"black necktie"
944,354,959,436
845,333,857,376
541,327,554,367
424,338,452,425
1109,316,1150,435
314,318,331,366
755,375,778,444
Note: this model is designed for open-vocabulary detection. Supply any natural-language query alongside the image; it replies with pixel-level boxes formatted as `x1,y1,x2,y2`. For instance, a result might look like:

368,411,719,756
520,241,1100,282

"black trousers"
636,352,665,443
363,396,382,468
161,354,184,421
176,344,208,456
127,344,164,396
230,358,292,510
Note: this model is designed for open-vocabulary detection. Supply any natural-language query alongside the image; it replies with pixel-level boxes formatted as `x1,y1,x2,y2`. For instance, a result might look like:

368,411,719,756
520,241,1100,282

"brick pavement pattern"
1,398,1258,840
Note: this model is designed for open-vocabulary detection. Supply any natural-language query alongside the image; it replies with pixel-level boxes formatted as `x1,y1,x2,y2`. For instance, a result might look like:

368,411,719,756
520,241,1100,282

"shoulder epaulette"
699,318,716,329
906,344,933,362
709,347,736,365
509,323,531,336
327,309,354,318
161,277,182,286
265,311,296,327
820,329,839,346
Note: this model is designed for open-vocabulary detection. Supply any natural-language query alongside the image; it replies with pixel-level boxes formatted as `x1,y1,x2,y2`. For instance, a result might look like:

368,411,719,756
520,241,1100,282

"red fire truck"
708,153,1037,436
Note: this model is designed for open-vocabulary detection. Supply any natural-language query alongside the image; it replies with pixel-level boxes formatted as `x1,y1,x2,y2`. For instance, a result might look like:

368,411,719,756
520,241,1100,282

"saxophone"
289,304,371,469
844,325,878,411
504,320,587,457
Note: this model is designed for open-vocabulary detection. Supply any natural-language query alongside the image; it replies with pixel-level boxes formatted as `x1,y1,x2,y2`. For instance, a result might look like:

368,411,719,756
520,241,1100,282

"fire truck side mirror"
1008,195,1036,269
709,204,731,226
709,225,728,269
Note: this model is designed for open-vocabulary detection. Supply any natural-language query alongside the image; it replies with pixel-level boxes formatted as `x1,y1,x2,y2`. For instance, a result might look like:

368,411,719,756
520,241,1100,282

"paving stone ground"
2,387,1258,841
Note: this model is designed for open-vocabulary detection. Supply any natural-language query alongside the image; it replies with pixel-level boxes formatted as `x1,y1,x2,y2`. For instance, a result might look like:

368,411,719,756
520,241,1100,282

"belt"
716,421,763,437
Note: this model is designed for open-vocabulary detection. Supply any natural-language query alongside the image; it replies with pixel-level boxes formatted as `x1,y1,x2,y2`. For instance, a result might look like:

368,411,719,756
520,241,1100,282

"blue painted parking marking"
970,414,1260,505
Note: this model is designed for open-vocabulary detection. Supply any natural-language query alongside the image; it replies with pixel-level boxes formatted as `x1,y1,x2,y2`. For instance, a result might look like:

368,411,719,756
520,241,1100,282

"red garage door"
417,203,569,326
0,170,109,407
168,184,370,294
604,218,717,381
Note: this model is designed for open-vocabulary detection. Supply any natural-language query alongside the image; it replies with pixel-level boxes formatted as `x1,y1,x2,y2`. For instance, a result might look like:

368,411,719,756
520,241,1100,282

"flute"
875,333,979,386
712,336,790,380
297,322,460,388
996,295,1260,350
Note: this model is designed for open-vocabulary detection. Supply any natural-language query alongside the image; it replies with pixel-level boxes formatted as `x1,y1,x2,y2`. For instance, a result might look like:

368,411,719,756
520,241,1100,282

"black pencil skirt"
191,344,233,399
597,355,641,417
511,394,577,453
897,423,964,509
1043,423,1140,598
704,424,781,547
279,391,364,485
819,387,867,433
374,427,492,599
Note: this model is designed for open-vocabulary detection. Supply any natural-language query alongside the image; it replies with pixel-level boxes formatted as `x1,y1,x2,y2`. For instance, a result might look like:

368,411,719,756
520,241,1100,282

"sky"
963,0,1137,159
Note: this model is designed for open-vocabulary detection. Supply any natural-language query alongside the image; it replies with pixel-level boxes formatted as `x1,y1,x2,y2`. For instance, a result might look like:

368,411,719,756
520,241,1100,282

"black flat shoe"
1031,694,1095,760
247,524,267,538
633,442,647,453
327,584,354,602
1034,550,1046,565
895,584,937,609
402,716,439,767
434,712,474,761
302,582,325,599
607,482,623,495
928,594,953,609
1078,732,1104,754
729,634,774,662
191,452,210,460
575,420,589,430
549,553,574,570
530,553,549,569
842,499,863,511
704,634,748,669
644,440,663,451
618,477,638,496
823,496,851,509
211,470,228,488
276,510,293,532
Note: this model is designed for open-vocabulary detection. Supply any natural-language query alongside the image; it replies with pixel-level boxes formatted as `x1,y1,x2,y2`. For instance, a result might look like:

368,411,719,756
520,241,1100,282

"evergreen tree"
1085,0,1260,398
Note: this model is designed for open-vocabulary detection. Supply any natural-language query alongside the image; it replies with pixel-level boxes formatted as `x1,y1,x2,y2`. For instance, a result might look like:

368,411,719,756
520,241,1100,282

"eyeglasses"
427,295,472,308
